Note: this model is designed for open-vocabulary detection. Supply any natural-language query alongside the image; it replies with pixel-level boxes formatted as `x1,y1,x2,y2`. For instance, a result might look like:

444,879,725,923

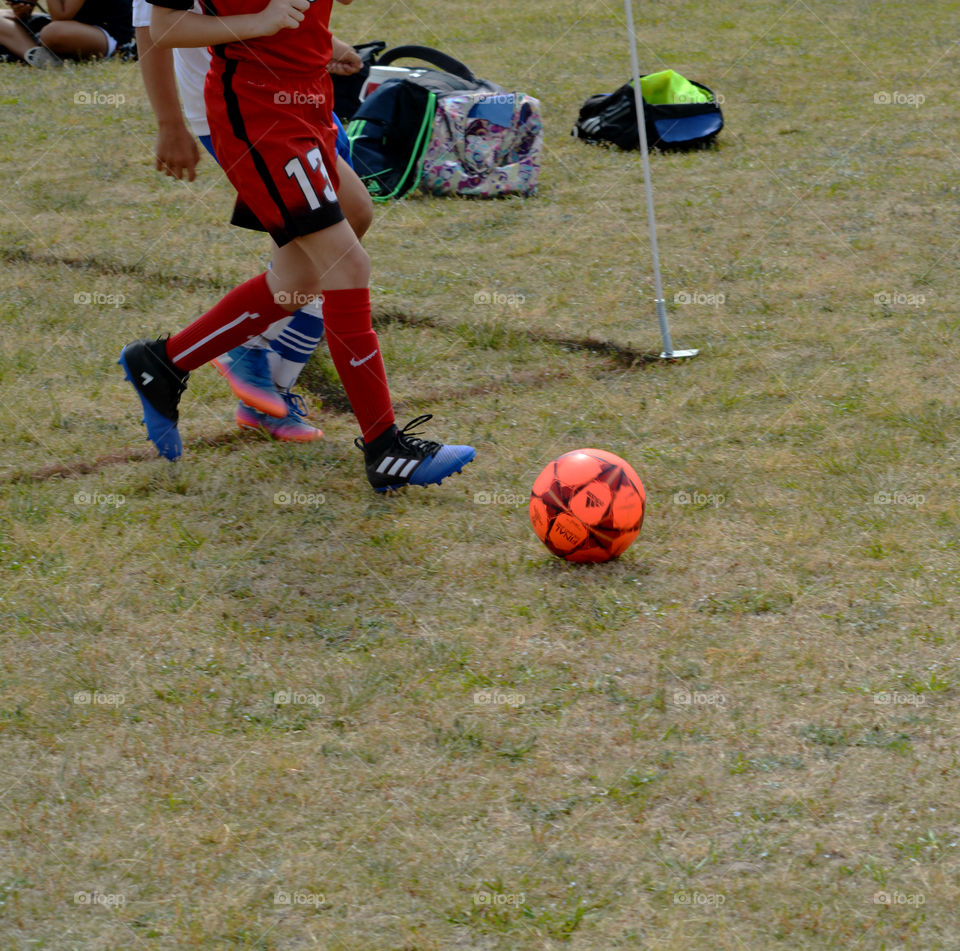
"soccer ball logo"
529,449,646,563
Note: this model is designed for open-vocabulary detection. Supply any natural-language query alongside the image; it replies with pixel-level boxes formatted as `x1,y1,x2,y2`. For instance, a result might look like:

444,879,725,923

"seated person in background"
0,0,132,66
0,1,50,61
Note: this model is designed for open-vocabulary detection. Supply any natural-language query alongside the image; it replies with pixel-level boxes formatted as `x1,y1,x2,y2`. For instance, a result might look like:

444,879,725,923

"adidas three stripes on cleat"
357,415,475,492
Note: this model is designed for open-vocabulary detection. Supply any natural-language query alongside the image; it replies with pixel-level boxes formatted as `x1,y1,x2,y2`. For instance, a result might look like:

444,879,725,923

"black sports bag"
574,76,723,150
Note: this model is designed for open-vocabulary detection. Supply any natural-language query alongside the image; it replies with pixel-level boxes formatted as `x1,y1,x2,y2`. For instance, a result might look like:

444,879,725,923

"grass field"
2,0,960,947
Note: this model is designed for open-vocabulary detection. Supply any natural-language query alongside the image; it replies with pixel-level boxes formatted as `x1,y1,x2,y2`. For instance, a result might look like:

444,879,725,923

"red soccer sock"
323,288,395,443
165,274,293,371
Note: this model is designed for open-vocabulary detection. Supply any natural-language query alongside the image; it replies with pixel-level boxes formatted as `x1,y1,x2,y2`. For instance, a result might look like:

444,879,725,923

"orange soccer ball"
529,449,646,563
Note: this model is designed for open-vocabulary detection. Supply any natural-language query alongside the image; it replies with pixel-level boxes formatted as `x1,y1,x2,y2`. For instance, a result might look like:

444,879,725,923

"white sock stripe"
173,311,259,364
376,456,395,474
399,459,419,478
273,340,318,355
277,328,324,346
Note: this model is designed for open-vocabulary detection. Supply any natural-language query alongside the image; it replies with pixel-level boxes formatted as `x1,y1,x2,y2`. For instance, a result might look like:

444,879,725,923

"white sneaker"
24,46,62,68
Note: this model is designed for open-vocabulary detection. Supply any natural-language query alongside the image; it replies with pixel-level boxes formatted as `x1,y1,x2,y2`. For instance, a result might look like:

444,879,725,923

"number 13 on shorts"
284,147,337,209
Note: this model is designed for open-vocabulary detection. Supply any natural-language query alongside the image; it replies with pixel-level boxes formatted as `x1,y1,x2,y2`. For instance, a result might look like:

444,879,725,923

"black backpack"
574,77,722,150
331,41,387,121
346,46,503,201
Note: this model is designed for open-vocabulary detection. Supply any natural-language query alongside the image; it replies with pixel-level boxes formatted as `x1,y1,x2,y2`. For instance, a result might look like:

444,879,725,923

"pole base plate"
659,349,700,360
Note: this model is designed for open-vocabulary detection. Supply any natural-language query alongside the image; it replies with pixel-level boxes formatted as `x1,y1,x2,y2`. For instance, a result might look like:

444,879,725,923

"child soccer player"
133,0,371,442
121,0,476,492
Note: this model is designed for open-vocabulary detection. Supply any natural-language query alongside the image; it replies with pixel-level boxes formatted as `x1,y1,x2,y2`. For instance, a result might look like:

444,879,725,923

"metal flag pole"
624,0,699,360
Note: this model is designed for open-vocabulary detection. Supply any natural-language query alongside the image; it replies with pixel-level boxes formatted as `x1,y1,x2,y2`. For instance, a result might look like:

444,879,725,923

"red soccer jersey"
148,0,343,245
148,0,334,77
206,0,333,76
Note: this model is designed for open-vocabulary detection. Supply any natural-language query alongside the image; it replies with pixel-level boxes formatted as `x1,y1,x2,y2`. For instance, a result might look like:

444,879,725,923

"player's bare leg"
221,157,375,439
267,226,474,491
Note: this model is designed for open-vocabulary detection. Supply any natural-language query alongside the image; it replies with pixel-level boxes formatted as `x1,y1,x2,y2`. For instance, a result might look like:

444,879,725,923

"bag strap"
353,40,387,58
376,45,477,83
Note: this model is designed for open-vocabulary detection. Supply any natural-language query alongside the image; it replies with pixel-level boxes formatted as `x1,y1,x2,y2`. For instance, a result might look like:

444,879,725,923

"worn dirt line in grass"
4,246,668,366
375,308,665,366
2,361,610,486
0,247,238,295
1,432,250,485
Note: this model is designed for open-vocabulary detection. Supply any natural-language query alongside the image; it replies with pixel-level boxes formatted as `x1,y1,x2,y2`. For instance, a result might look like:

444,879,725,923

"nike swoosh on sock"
350,351,378,368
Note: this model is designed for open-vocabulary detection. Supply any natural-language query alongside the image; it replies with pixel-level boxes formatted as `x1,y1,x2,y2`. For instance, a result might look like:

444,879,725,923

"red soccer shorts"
205,61,345,247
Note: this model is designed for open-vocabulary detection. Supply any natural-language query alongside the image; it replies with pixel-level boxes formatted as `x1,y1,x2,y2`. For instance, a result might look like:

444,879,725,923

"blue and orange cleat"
212,346,287,418
236,395,322,443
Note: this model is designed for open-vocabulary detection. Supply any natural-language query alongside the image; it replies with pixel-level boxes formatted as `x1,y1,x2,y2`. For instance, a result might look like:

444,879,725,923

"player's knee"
339,242,370,287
